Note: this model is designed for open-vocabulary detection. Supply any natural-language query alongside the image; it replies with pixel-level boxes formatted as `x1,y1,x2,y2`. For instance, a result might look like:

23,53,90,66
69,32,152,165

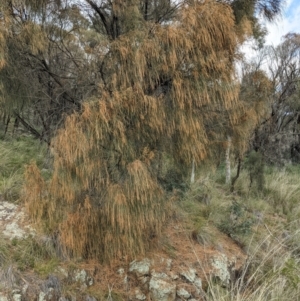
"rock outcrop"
0,201,35,239
0,201,247,300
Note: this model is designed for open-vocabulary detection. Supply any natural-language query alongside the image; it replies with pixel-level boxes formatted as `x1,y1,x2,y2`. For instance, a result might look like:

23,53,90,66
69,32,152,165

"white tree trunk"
225,136,231,184
190,158,195,184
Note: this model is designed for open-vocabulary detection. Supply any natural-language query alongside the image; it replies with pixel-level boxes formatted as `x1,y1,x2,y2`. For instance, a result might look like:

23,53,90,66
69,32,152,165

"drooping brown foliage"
23,0,278,262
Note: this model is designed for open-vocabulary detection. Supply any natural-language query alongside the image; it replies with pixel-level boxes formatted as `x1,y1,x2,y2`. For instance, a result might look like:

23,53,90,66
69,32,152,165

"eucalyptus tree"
217,0,284,182
0,0,284,141
219,0,283,47
0,0,98,141
249,33,300,164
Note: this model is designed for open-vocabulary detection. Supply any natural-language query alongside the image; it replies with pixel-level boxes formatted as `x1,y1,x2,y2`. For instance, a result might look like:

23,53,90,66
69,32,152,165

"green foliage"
177,166,300,301
218,201,254,238
178,176,216,227
160,166,189,193
281,258,300,289
248,34,300,165
0,0,285,267
230,0,283,47
245,150,265,191
2,132,300,299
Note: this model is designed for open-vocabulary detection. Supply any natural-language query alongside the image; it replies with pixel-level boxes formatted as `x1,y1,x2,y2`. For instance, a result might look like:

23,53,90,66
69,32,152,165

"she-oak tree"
7,0,281,261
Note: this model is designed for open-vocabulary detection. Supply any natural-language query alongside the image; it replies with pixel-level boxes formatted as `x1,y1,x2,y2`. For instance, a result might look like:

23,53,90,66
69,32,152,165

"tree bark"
190,158,195,184
231,157,241,192
225,136,231,184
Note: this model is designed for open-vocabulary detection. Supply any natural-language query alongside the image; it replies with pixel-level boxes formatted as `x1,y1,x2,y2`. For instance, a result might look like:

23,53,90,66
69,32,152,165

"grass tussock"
0,233,60,290
176,164,300,301
264,169,300,216
0,136,48,202
204,226,300,301
10,235,59,273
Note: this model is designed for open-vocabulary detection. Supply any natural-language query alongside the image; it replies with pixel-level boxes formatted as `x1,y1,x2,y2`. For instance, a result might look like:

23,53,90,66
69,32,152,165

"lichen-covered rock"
180,268,197,283
176,287,191,299
151,272,169,279
38,275,62,301
73,269,94,288
0,294,8,301
11,289,22,301
210,254,231,287
129,259,151,277
149,273,176,301
159,258,172,271
193,277,202,293
134,288,146,301
39,290,48,301
0,201,35,239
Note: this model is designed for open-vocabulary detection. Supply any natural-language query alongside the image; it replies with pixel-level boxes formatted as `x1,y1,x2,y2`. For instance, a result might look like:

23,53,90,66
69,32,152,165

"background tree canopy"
0,0,285,261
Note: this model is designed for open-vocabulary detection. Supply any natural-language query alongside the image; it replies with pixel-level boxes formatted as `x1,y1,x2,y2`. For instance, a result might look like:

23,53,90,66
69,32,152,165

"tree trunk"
225,136,231,184
231,157,241,192
190,158,195,184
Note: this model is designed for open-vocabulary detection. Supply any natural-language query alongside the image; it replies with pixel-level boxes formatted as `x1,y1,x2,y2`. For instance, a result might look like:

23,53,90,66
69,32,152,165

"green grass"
0,233,60,278
178,163,300,301
0,135,49,202
202,226,300,301
34,258,60,277
10,235,58,272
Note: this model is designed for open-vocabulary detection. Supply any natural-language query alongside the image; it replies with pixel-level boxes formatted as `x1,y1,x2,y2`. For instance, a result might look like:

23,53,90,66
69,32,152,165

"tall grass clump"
264,168,300,216
178,175,300,300
0,136,48,202
183,164,300,301
203,224,300,301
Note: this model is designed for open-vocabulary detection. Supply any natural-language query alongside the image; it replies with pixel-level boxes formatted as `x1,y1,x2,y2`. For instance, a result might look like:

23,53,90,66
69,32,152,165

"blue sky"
241,0,300,62
265,0,300,45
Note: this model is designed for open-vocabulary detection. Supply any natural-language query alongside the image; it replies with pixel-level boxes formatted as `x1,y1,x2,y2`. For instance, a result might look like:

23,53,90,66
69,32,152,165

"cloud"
265,0,300,46
240,0,300,65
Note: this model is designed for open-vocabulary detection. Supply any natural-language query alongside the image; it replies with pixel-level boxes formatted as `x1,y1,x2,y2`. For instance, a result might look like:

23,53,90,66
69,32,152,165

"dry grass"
264,168,300,216
180,165,300,301
0,265,20,290
0,1,297,298
203,226,300,301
